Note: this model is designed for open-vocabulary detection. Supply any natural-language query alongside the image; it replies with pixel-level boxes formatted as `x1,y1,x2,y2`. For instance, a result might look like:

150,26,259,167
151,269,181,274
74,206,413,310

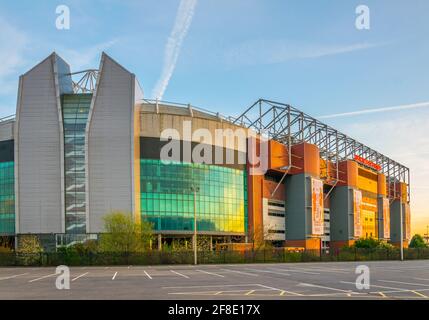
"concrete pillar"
284,173,321,251
209,236,213,251
390,200,408,248
330,186,356,249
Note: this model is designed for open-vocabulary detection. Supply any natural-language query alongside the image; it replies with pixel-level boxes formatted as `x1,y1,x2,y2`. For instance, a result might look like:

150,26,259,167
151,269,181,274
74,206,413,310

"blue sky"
0,0,428,232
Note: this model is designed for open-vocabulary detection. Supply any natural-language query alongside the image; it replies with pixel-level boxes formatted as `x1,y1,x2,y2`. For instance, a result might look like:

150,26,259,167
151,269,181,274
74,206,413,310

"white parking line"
0,273,28,281
379,280,429,287
270,268,320,275
29,273,56,283
414,278,429,281
196,269,225,278
170,270,189,278
258,284,302,296
244,268,291,276
144,270,153,279
112,272,118,280
72,272,89,282
163,284,260,289
301,282,356,294
219,269,258,277
341,281,413,293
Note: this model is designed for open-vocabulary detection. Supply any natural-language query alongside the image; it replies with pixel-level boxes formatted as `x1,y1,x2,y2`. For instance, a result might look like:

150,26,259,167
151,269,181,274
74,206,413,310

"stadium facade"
0,53,411,251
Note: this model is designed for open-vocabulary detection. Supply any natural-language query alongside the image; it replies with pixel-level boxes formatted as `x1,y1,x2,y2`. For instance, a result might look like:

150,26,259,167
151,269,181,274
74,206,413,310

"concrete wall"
87,54,136,233
285,173,308,240
0,121,14,141
330,186,354,242
15,53,71,234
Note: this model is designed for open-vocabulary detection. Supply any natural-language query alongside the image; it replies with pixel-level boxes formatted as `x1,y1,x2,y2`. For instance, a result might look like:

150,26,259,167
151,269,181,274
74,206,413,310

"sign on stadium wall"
311,178,324,235
353,189,363,238
405,203,411,240
382,197,390,239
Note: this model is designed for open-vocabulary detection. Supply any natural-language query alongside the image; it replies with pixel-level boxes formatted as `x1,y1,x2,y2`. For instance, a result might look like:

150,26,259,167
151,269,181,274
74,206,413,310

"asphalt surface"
1,260,429,300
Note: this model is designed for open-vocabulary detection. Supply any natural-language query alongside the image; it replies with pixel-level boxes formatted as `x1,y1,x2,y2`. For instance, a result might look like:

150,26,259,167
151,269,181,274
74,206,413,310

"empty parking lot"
1,260,429,299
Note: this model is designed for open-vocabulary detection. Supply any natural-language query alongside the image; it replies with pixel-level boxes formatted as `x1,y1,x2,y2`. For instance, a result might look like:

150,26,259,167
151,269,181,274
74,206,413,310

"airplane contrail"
151,0,198,101
319,101,429,119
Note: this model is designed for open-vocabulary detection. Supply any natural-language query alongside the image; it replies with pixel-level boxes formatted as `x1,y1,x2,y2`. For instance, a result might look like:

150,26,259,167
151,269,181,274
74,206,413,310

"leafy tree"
99,211,153,253
16,235,43,254
409,234,428,248
352,237,394,249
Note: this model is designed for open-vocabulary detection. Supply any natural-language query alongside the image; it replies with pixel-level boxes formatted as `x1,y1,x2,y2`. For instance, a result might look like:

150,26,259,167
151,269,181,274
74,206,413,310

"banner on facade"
405,203,411,240
353,190,363,238
382,197,390,239
311,178,324,235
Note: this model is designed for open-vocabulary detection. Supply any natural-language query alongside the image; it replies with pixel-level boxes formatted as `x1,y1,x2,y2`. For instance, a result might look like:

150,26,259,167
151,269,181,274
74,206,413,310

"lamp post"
400,200,404,261
191,186,200,265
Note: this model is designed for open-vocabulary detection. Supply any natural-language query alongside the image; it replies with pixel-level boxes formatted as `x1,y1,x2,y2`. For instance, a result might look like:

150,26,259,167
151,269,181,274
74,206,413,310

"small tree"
99,211,153,254
409,234,428,248
17,235,43,254
352,237,394,249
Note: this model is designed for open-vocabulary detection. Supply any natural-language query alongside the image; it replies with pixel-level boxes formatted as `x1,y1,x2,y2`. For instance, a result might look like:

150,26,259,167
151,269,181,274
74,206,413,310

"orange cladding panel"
286,238,321,251
263,179,286,201
338,160,358,187
377,173,387,196
268,140,289,172
290,142,320,177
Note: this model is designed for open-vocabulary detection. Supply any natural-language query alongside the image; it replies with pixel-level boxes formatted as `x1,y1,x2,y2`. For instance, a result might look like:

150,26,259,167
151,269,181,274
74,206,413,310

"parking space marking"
171,270,189,278
414,278,429,281
412,291,429,298
245,290,255,296
379,280,429,287
245,268,291,276
258,284,302,296
219,268,258,277
301,282,356,294
144,270,153,279
112,272,118,280
162,284,259,289
270,267,320,275
341,280,427,298
29,273,56,283
196,269,225,278
0,273,28,281
300,267,348,274
72,272,89,282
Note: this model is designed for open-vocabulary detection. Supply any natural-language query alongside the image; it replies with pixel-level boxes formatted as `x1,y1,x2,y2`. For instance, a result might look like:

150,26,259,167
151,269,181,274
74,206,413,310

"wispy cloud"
224,40,385,67
319,101,429,119
57,39,118,70
151,0,198,100
0,18,28,95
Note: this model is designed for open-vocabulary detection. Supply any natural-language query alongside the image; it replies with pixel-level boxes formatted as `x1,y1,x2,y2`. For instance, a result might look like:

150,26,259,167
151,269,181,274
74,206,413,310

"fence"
1,248,429,267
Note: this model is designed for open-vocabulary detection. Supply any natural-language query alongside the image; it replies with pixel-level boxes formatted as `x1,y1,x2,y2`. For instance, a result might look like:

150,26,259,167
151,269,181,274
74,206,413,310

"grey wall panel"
87,54,134,233
285,173,308,240
0,122,14,141
16,54,67,234
330,186,353,241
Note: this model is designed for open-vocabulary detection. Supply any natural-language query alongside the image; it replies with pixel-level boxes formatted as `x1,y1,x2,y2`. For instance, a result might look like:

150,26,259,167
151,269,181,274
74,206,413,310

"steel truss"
233,99,410,201
68,69,99,94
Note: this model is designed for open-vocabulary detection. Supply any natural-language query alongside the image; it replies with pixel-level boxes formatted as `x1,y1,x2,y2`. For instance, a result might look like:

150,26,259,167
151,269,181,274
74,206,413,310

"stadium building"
0,53,411,251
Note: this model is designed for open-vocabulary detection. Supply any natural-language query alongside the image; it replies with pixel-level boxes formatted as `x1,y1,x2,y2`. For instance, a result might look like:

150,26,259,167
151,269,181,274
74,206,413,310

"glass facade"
0,161,14,234
140,159,247,234
62,94,92,234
